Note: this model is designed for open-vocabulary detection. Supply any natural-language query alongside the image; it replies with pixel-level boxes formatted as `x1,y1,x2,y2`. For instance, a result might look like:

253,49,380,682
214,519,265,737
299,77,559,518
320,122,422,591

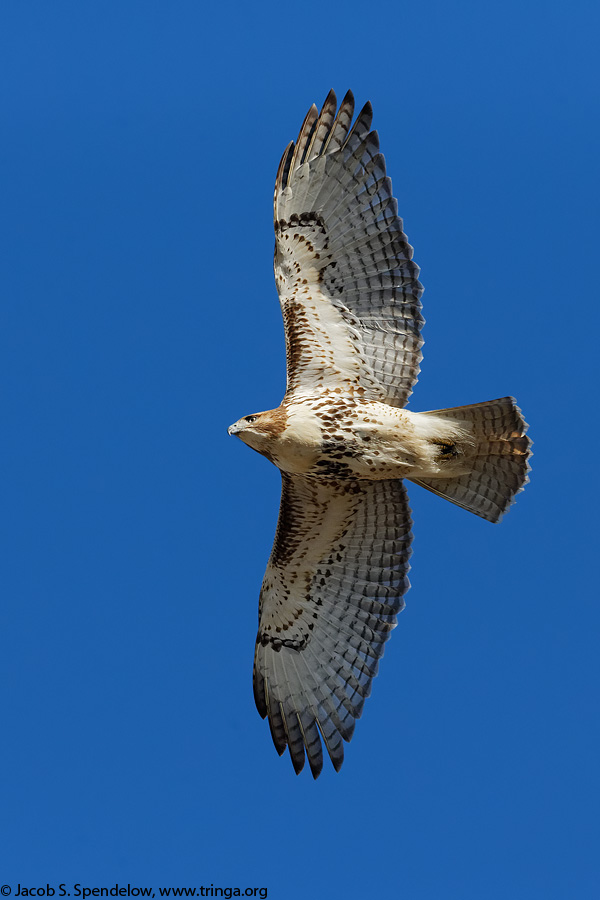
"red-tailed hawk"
228,91,531,778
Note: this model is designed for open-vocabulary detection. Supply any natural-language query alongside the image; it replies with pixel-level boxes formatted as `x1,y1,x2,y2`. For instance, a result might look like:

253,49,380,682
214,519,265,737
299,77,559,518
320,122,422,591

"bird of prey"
228,90,531,778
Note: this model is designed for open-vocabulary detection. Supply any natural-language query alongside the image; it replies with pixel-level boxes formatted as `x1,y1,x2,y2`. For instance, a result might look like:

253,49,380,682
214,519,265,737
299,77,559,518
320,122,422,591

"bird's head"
228,412,264,441
227,408,287,455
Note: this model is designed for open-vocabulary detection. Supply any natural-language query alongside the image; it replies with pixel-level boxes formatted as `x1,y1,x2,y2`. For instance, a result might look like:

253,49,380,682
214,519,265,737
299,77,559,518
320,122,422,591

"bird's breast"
265,399,420,480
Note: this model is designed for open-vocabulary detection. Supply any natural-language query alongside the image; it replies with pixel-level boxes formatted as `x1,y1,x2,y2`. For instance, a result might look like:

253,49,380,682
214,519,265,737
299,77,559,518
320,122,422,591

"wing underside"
274,90,425,408
253,473,413,777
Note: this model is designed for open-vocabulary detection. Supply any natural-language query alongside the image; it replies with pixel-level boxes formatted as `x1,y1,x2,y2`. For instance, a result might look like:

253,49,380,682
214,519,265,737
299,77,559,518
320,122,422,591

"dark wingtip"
309,761,323,780
331,754,344,773
289,746,306,775
322,87,337,108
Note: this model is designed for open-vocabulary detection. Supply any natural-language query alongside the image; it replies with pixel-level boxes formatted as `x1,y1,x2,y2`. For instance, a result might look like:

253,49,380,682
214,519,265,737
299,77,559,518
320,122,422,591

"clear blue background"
1,1,598,896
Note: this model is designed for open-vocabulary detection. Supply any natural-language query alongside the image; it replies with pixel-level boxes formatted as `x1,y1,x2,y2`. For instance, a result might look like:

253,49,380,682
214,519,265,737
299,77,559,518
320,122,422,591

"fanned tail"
409,397,531,523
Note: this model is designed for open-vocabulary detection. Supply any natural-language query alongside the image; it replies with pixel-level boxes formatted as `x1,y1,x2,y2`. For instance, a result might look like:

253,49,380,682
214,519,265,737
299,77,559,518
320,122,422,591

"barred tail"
410,397,531,523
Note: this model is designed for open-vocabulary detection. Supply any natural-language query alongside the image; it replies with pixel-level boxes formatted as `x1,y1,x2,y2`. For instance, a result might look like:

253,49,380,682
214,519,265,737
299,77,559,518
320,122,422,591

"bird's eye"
245,415,258,423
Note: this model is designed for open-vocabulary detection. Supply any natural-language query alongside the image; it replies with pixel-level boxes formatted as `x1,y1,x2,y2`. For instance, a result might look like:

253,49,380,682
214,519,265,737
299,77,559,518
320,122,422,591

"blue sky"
1,0,599,896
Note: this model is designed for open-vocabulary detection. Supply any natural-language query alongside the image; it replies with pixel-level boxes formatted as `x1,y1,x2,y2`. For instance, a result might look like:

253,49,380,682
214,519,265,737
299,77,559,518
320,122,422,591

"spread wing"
274,90,424,408
253,474,413,777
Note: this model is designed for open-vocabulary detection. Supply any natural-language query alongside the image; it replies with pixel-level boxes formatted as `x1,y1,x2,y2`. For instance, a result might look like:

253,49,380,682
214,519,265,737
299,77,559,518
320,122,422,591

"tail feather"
409,397,531,523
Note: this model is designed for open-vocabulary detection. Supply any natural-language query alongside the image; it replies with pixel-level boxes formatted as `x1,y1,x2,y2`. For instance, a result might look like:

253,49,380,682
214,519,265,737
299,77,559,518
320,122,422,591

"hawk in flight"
228,91,531,777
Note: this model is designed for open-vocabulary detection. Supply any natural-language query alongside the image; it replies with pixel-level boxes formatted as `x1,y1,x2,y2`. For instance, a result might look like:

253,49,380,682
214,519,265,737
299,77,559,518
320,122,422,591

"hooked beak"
227,422,241,436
